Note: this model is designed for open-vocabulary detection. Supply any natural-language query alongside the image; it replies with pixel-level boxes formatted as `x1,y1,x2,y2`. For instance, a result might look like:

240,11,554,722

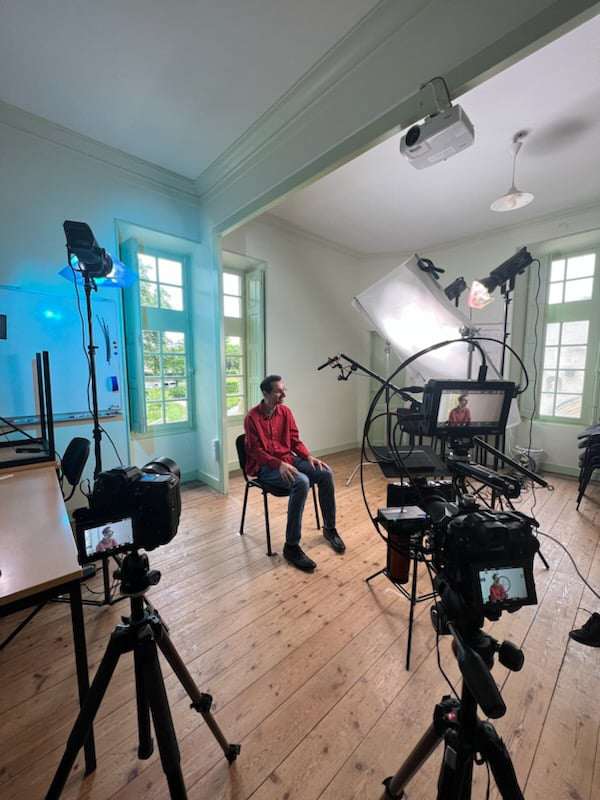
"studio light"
63,221,113,278
468,247,533,310
490,131,534,213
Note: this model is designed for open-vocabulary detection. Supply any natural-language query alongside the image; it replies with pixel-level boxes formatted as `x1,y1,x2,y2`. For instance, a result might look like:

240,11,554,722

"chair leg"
312,485,321,530
263,492,276,557
239,483,249,535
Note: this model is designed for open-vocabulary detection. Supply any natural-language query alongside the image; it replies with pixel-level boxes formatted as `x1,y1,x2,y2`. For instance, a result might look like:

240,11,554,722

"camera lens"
405,125,421,147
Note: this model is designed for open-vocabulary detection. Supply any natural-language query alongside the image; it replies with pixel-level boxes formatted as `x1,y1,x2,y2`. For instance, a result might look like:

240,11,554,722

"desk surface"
0,464,82,606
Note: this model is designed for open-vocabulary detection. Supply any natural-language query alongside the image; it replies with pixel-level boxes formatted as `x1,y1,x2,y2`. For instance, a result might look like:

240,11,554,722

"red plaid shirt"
243,402,310,476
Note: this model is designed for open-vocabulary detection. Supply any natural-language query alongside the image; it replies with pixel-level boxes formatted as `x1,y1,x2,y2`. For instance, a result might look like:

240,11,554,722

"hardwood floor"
1,449,599,799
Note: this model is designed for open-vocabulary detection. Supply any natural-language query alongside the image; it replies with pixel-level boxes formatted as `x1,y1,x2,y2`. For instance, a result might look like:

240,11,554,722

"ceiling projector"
400,104,475,169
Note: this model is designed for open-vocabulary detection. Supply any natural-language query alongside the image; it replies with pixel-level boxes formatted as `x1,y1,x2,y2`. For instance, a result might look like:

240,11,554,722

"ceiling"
269,13,600,256
0,0,378,178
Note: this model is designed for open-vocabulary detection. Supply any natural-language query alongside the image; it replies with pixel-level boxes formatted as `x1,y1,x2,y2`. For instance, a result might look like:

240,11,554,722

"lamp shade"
59,257,137,289
490,189,534,212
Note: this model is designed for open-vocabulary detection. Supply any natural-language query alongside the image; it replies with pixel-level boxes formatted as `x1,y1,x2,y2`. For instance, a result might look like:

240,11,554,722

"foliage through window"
223,271,246,417
539,251,597,422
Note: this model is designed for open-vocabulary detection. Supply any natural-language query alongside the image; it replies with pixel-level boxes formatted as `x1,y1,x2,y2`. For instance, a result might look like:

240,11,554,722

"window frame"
536,247,600,426
223,268,247,422
125,245,195,436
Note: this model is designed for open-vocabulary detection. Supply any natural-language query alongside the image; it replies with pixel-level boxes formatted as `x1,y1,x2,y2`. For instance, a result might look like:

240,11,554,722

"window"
539,251,598,422
122,243,194,433
223,271,246,417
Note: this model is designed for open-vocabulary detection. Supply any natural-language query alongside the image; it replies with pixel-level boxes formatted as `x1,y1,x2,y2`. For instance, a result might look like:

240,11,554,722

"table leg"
69,581,97,774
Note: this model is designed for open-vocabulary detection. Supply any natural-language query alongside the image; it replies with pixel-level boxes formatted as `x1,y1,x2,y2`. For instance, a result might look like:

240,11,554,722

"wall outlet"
213,439,220,463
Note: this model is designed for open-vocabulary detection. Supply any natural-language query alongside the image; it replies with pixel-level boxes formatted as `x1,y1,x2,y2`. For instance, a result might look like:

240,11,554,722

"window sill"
132,423,195,439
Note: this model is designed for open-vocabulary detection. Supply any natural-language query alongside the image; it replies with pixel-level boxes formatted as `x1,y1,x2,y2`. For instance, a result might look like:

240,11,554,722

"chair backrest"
61,437,90,494
235,434,249,480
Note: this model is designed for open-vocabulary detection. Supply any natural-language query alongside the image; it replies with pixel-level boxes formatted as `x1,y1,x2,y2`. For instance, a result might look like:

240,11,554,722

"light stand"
79,266,103,478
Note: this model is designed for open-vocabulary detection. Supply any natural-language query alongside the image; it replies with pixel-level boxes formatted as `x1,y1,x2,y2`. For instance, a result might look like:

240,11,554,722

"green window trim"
121,238,195,435
530,248,599,426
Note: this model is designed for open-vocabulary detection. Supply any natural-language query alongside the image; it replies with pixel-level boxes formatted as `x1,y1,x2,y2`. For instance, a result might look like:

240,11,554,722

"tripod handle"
449,624,506,719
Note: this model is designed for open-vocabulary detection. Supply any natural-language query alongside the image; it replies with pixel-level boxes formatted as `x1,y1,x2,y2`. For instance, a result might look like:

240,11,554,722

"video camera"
74,457,181,564
377,377,541,627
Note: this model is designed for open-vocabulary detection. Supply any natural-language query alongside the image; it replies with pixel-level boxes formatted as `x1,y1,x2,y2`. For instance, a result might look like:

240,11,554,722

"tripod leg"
477,720,524,800
140,639,188,800
435,730,474,800
155,624,241,763
405,555,419,671
134,647,154,759
537,548,550,570
365,567,386,584
45,633,123,800
380,723,442,799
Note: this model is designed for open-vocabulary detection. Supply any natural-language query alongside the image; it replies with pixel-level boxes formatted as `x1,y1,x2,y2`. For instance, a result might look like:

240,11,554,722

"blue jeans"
257,458,336,546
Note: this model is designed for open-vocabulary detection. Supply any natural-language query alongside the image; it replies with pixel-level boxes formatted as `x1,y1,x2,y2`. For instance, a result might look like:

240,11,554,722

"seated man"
448,394,471,426
243,374,345,572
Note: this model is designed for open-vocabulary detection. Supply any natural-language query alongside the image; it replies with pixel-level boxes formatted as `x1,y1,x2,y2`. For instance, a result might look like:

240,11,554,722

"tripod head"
114,550,161,596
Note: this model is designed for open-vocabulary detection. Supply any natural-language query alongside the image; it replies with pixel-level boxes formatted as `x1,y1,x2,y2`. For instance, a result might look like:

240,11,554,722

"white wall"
0,111,219,500
356,202,600,473
222,218,364,470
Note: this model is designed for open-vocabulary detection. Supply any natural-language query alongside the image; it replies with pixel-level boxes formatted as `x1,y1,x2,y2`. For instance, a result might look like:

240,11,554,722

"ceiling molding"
0,99,199,203
260,213,364,259
354,197,600,261
194,0,426,202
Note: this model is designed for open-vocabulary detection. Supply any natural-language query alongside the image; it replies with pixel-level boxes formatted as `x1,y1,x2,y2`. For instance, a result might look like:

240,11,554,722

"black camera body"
430,504,539,625
74,458,181,563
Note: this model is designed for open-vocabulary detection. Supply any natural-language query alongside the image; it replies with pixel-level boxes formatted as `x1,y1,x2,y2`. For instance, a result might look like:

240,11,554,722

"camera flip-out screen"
477,564,537,612
422,380,514,437
77,516,134,563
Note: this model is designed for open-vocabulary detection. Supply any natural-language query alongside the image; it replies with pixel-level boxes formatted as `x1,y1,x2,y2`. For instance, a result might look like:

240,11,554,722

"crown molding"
194,0,426,202
0,99,199,203
259,213,364,259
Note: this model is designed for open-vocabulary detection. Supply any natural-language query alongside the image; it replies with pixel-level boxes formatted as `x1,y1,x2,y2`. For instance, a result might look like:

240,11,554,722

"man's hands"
279,461,299,484
308,455,329,471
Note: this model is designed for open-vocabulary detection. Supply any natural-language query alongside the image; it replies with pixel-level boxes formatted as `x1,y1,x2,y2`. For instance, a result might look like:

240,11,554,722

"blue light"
42,308,63,321
59,256,137,289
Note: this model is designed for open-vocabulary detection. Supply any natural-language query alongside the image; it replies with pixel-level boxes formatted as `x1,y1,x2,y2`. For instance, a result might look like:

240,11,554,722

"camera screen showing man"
448,394,471,427
84,518,133,558
479,567,529,606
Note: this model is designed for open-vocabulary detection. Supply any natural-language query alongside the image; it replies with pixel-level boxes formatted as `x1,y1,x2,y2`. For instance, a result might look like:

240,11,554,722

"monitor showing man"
243,375,346,572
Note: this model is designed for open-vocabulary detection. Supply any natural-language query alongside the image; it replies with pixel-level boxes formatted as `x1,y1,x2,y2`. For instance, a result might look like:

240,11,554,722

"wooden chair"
235,434,320,556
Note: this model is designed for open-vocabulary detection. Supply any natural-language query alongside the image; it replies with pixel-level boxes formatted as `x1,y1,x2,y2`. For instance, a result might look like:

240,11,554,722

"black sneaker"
323,527,346,554
283,543,316,572
569,613,600,647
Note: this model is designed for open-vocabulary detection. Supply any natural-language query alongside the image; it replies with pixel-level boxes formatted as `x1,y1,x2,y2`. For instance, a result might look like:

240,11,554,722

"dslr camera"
74,456,181,564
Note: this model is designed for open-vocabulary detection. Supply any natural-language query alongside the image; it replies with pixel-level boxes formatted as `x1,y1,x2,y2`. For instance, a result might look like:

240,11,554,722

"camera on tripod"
73,456,181,565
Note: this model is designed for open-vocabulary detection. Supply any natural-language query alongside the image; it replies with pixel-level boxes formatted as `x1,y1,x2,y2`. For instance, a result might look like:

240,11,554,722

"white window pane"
545,322,560,346
559,346,587,369
548,283,563,304
224,295,241,318
158,258,183,286
165,400,188,423
550,259,565,282
147,403,164,426
160,285,183,311
554,394,582,418
557,370,585,394
561,320,589,345
140,281,158,307
227,396,244,416
566,253,595,280
223,272,241,296
138,253,157,281
164,378,187,401
163,331,185,352
542,370,557,392
564,278,593,302
143,330,160,352
539,393,555,415
225,336,242,356
543,347,558,369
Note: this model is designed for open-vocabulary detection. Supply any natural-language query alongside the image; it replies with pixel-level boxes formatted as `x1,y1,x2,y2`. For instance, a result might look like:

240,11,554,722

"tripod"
381,604,525,799
46,551,240,800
